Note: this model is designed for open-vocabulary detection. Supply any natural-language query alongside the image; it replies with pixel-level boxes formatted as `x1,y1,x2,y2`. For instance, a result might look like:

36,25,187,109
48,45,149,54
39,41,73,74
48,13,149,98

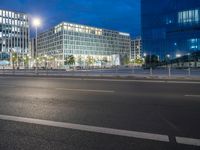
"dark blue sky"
0,0,140,38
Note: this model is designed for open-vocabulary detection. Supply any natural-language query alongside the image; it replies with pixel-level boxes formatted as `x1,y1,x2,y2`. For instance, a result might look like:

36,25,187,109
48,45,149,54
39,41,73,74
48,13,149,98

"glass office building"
0,9,29,60
37,22,131,67
141,0,200,59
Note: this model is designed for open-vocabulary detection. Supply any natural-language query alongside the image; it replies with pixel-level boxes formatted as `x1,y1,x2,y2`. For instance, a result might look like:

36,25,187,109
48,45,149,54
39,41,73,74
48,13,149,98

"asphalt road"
0,76,200,150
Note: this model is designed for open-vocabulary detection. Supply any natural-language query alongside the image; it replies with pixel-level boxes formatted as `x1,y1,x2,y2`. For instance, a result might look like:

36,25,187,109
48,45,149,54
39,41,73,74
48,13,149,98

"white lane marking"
176,137,200,146
55,88,115,93
185,95,200,98
0,85,16,88
0,114,169,142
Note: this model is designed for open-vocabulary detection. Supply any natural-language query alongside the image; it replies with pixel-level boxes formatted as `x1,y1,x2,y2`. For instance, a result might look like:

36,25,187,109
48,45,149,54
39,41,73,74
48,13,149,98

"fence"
0,67,200,78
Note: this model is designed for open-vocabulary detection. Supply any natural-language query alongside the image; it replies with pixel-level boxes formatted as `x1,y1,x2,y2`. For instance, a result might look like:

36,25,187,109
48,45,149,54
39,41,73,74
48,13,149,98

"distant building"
131,37,142,61
30,38,36,59
0,9,29,59
37,22,131,67
141,0,200,59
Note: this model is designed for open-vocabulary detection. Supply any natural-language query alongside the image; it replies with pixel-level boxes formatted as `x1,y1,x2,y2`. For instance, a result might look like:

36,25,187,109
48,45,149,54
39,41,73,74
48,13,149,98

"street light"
166,54,170,67
32,17,41,74
166,54,170,58
176,54,181,68
176,54,181,58
143,53,147,68
187,53,191,76
166,54,171,77
33,18,41,28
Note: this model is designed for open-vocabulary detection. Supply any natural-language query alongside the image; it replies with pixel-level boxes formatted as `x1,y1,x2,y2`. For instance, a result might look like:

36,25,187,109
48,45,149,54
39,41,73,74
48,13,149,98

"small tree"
102,57,108,64
77,55,84,67
65,55,75,68
12,52,18,69
86,56,95,67
135,58,143,65
123,55,130,65
23,55,29,68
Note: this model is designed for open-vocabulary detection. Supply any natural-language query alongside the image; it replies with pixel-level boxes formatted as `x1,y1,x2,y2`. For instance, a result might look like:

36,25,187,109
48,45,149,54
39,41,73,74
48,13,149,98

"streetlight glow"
166,54,170,58
176,54,181,58
33,18,41,27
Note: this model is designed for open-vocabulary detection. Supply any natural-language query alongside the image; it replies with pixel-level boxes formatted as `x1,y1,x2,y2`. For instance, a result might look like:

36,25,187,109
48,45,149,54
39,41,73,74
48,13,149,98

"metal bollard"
188,67,191,77
168,66,171,77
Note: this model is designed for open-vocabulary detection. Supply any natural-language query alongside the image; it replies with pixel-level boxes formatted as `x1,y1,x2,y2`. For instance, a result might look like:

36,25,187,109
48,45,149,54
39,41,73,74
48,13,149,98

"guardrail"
0,68,200,78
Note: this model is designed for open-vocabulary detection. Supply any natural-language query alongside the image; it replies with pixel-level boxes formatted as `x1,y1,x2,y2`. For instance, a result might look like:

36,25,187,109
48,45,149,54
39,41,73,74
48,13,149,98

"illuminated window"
178,9,199,24
188,38,200,50
12,12,14,18
9,11,12,18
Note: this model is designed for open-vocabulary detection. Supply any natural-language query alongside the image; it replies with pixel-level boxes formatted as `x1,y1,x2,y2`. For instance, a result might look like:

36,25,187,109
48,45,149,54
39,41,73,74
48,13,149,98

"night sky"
0,0,140,38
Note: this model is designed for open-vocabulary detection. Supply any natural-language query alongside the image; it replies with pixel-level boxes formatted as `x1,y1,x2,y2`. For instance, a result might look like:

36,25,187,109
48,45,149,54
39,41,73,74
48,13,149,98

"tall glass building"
141,0,200,59
0,9,29,60
37,22,131,67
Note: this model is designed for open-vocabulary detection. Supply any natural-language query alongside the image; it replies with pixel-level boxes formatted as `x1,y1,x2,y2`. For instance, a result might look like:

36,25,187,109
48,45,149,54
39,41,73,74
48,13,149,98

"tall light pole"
187,53,191,76
143,53,147,68
176,53,181,68
33,18,41,74
166,54,171,77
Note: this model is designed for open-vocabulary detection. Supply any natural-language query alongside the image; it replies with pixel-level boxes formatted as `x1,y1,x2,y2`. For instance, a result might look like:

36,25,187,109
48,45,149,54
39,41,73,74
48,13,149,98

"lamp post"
188,53,191,76
149,52,152,76
33,18,41,74
166,54,171,77
143,53,147,68
28,55,32,69
176,53,181,68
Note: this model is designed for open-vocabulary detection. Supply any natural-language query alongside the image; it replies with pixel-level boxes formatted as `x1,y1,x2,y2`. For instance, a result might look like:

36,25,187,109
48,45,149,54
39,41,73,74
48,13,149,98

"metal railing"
0,67,200,78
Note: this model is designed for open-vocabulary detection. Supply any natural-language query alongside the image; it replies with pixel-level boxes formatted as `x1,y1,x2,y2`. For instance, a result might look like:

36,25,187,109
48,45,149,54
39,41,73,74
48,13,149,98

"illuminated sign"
119,32,130,36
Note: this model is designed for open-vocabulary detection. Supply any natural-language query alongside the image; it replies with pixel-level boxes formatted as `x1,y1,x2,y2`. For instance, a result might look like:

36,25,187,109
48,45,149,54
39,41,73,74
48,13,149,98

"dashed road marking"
176,137,200,146
0,114,169,142
0,85,16,88
0,114,200,146
184,95,200,98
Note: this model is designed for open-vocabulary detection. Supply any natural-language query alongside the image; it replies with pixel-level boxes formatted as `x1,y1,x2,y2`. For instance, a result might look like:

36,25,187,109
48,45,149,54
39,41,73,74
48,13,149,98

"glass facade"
37,22,131,67
0,9,29,58
141,0,200,59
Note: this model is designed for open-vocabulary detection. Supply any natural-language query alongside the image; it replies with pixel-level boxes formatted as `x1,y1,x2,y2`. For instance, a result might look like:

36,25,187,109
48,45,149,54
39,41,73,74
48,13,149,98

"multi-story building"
37,22,131,67
0,9,29,60
141,0,200,59
131,37,142,61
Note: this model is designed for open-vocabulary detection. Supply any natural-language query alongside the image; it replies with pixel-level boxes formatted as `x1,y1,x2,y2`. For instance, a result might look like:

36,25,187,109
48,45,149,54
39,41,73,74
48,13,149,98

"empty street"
0,76,200,150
